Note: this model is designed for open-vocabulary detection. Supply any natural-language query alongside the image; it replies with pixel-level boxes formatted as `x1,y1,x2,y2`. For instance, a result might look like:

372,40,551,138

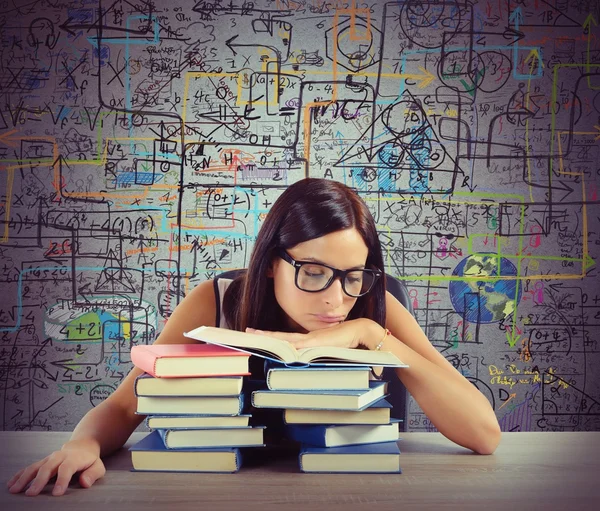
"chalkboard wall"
1,0,599,432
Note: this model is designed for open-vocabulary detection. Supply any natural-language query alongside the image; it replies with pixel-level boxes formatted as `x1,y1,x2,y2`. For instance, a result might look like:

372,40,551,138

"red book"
131,343,251,378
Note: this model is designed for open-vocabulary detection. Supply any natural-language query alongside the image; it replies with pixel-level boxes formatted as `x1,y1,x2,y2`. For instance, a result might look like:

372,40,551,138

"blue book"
252,381,388,411
285,420,401,447
129,431,242,473
283,397,394,425
299,441,402,473
157,425,266,449
266,365,371,391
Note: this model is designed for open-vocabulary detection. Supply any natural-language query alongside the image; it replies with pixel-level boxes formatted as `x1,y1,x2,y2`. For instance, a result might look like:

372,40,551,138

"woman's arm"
8,279,218,496
372,291,501,455
69,279,219,454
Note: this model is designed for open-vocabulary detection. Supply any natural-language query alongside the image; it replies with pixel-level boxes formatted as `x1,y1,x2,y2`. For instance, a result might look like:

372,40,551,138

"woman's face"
270,228,369,333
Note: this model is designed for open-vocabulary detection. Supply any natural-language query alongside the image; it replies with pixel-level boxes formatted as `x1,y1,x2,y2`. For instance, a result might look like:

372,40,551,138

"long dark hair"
222,178,386,332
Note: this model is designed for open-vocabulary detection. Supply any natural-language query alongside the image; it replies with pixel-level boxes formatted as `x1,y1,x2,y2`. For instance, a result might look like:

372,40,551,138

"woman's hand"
246,318,385,350
6,439,105,496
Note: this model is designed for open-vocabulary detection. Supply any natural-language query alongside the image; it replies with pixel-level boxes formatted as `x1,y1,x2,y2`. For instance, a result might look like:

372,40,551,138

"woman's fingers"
7,448,104,497
6,469,24,488
24,453,65,496
8,458,48,494
51,459,80,496
77,458,106,489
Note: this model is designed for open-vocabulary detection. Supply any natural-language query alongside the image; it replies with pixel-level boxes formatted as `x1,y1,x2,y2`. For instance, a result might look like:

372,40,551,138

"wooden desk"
1,431,598,510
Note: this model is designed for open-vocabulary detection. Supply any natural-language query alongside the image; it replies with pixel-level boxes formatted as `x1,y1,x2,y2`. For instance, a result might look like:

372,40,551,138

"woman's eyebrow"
299,256,366,269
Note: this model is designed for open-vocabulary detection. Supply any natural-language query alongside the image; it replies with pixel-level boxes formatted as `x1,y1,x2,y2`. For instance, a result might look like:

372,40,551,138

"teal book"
298,441,402,473
252,381,388,411
266,365,371,391
129,431,242,473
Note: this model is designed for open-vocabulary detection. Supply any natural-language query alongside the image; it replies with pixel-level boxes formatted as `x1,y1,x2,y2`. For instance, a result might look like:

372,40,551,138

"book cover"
157,426,266,449
283,398,393,425
266,366,371,391
184,326,408,368
134,373,244,397
285,421,400,448
298,441,402,473
146,414,251,430
131,343,251,378
252,381,388,411
129,431,242,473
136,393,246,416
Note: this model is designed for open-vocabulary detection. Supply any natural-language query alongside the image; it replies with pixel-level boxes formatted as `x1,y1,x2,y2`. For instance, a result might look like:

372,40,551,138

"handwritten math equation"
0,0,598,432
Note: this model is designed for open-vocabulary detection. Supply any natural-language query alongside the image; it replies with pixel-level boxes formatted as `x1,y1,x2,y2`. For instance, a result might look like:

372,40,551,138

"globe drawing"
449,254,522,323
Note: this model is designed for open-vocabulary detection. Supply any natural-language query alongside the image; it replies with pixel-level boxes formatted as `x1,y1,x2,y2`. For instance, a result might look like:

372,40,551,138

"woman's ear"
266,257,279,278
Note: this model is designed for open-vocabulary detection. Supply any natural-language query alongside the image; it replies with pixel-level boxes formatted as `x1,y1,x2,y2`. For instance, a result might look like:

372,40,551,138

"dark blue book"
285,420,401,447
129,430,242,473
299,441,402,473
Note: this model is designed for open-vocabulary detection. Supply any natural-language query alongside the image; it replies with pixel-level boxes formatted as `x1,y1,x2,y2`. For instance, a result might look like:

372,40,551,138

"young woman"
7,178,501,497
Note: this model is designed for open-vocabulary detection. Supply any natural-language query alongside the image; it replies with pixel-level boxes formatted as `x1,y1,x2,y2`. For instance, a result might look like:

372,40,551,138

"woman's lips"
313,315,345,323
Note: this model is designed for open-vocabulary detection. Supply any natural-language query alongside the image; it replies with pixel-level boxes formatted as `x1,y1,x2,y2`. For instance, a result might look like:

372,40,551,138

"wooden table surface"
1,431,598,510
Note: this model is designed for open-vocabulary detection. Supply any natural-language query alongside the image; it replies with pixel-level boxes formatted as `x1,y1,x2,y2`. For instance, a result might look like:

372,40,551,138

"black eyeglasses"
277,249,382,297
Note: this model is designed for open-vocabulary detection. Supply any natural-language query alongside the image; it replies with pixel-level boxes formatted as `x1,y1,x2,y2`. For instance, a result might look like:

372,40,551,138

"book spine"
133,373,147,397
265,369,277,391
298,449,305,473
156,428,169,448
131,347,158,378
234,448,242,472
237,392,245,415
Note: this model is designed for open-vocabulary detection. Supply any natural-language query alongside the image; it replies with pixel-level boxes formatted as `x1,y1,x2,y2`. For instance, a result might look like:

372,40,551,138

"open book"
183,326,408,368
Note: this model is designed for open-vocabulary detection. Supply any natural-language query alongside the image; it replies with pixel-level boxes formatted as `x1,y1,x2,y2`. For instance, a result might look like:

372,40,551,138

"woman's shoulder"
214,269,247,328
169,279,218,328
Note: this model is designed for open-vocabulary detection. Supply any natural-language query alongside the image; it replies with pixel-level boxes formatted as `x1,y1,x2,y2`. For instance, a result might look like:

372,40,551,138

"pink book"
131,343,251,378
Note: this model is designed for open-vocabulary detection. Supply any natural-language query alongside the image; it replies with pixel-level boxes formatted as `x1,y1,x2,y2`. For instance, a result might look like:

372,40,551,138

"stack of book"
255,365,402,473
184,326,409,474
128,343,265,473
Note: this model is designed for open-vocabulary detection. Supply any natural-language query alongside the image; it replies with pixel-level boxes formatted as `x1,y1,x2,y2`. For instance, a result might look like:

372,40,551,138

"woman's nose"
323,277,345,308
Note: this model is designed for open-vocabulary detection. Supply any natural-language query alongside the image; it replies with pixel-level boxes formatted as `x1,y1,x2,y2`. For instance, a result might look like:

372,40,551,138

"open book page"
295,346,407,366
184,326,298,363
184,326,408,367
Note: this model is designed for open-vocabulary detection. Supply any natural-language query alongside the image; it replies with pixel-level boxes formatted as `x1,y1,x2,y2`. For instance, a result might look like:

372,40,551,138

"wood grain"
1,431,598,511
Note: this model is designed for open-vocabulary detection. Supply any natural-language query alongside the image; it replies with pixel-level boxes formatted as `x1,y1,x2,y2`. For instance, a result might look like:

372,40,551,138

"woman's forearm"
385,334,501,454
67,399,145,459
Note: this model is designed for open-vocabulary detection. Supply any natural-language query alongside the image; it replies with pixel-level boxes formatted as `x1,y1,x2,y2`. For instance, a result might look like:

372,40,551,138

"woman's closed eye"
301,268,326,278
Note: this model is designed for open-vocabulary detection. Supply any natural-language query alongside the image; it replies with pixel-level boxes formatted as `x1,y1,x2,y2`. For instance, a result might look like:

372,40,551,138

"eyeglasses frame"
277,249,382,298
